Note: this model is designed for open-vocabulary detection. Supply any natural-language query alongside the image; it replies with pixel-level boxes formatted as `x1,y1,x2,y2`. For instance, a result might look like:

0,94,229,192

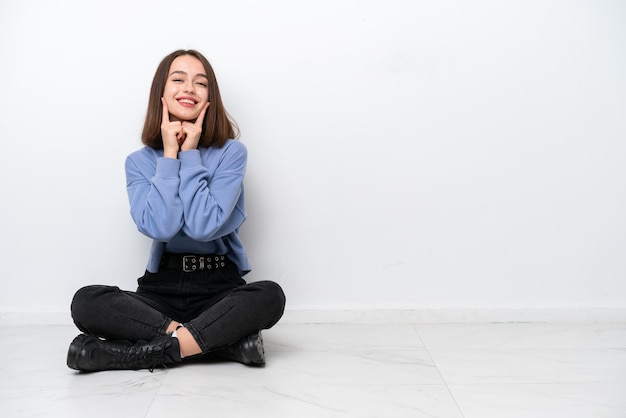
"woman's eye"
196,82,208,87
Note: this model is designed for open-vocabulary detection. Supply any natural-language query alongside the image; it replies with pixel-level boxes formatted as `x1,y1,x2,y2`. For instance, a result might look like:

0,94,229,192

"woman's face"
163,55,210,122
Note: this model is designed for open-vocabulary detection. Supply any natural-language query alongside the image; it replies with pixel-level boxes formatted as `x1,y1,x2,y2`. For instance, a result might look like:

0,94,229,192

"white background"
1,0,625,317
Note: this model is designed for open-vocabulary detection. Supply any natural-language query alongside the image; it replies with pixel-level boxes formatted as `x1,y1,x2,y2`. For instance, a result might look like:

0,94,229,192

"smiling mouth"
177,98,197,107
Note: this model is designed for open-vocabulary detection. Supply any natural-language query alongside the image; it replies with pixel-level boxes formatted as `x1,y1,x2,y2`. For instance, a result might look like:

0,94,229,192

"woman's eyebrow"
169,70,208,79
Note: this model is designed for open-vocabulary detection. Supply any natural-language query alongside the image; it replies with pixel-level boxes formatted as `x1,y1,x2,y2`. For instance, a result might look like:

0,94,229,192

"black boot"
210,331,265,367
67,334,182,372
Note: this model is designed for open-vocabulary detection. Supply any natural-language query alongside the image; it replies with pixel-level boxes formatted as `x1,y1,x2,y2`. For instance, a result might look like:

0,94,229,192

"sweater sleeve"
125,153,185,241
177,142,247,242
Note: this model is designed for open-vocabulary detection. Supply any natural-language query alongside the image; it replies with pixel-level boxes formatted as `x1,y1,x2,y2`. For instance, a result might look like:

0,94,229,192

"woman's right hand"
161,98,183,158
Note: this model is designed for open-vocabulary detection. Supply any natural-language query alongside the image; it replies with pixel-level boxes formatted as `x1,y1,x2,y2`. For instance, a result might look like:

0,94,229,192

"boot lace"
110,340,170,372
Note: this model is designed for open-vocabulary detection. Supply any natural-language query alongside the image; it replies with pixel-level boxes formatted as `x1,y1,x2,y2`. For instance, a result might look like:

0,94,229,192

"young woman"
67,50,286,372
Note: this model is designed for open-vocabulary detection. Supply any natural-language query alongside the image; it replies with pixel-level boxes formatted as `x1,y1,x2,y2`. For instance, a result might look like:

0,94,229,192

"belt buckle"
182,255,197,272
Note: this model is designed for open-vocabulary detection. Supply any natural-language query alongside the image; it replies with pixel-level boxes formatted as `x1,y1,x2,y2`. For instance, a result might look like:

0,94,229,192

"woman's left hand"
180,103,209,151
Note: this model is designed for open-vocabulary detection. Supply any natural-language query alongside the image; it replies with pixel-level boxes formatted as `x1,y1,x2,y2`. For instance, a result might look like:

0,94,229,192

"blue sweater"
125,139,251,275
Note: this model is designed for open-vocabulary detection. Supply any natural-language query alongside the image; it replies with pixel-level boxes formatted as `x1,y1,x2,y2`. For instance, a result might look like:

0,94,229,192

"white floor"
1,322,625,417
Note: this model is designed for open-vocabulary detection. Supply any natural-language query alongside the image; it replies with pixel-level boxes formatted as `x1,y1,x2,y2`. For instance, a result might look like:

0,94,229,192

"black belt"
161,253,228,272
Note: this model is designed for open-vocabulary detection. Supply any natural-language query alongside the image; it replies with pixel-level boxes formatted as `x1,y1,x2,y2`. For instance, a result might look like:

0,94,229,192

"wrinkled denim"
70,258,286,353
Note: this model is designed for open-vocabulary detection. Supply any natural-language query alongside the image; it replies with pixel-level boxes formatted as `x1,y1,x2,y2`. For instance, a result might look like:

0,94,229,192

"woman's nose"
183,80,195,93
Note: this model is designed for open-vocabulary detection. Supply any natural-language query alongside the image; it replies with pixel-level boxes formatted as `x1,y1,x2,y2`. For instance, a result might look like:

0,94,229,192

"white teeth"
178,99,195,105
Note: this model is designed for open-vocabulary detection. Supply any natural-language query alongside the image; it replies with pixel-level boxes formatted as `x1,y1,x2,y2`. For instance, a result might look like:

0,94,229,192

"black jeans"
70,258,286,354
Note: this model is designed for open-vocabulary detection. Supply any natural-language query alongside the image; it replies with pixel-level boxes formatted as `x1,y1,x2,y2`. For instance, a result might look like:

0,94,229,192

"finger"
176,123,185,137
181,122,198,139
177,132,186,146
194,102,210,127
161,97,170,124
